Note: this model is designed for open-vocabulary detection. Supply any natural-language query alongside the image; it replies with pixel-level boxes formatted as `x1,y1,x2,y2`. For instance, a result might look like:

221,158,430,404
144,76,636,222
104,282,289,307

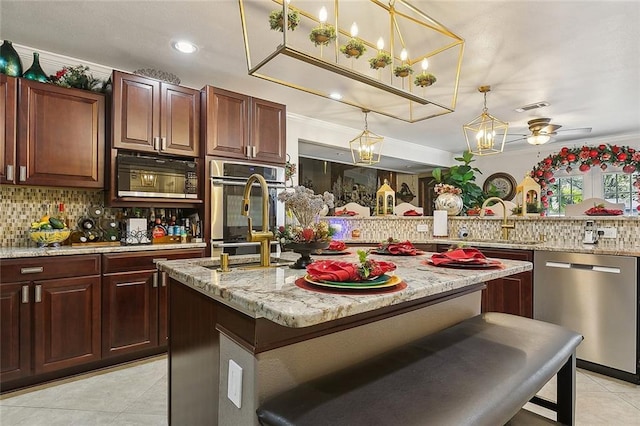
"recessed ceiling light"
173,40,198,54
329,92,342,100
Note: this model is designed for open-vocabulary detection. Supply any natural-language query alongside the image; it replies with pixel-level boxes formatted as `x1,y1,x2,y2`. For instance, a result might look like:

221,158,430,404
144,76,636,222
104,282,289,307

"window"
546,176,583,216
603,172,639,215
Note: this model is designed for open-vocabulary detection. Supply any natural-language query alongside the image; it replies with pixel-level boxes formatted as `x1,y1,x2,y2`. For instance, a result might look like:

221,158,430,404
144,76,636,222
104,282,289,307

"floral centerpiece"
434,183,462,195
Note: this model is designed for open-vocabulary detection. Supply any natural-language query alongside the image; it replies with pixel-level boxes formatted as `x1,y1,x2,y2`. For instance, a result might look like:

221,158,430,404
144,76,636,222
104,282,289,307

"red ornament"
602,153,611,160
612,145,621,154
544,158,552,165
598,144,606,151
561,147,569,154
544,171,553,179
617,152,628,161
623,165,636,174
579,163,591,172
536,169,544,177
592,158,601,165
567,153,576,162
547,190,553,196
601,164,608,171
548,177,556,183
589,150,598,158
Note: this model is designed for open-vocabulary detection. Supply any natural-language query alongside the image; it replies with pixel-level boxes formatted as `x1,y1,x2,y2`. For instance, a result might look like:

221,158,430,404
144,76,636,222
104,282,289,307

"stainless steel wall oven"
210,159,285,255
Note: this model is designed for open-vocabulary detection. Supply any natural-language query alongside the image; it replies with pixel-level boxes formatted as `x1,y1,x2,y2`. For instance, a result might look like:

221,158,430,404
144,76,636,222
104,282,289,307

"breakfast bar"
159,251,533,425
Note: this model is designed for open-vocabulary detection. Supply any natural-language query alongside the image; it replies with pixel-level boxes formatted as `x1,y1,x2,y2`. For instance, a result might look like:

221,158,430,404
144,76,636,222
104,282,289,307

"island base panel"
217,292,481,426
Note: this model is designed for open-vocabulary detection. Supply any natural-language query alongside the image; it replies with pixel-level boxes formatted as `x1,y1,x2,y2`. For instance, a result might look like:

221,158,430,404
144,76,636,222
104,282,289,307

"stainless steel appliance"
117,152,198,199
210,159,285,255
534,251,639,383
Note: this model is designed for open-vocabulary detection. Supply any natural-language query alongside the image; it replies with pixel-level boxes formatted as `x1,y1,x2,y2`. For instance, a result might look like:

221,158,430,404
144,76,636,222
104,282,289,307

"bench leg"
556,351,576,426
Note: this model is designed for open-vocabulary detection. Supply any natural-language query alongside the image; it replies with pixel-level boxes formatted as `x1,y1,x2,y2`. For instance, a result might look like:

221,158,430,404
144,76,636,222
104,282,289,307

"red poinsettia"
530,143,640,211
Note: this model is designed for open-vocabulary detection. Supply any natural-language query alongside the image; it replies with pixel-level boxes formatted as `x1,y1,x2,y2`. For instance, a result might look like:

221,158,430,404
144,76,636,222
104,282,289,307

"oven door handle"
211,178,285,189
212,241,281,248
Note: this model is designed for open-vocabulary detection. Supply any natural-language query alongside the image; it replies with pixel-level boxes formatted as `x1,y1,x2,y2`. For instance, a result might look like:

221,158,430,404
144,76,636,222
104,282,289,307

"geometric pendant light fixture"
349,110,383,165
463,85,509,156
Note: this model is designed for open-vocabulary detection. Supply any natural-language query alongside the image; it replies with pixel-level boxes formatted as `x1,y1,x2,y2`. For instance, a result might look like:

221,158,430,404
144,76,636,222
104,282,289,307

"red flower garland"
530,144,640,211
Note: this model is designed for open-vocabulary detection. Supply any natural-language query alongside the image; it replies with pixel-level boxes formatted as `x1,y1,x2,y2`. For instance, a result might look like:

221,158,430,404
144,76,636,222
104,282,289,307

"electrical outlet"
597,227,617,238
227,360,243,408
417,224,428,232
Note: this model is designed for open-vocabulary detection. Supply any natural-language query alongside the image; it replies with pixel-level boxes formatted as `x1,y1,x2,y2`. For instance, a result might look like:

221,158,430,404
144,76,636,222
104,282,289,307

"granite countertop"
343,238,640,256
157,251,532,329
0,242,208,259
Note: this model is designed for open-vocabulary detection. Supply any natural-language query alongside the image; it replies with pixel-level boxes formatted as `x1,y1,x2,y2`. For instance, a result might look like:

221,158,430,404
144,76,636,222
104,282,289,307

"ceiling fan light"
527,134,551,145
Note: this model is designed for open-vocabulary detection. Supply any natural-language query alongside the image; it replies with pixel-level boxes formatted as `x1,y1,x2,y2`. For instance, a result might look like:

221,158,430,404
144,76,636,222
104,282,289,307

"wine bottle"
78,217,96,230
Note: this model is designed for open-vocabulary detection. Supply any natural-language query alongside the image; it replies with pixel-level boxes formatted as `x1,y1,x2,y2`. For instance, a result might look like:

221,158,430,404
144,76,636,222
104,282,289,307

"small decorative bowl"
29,229,71,247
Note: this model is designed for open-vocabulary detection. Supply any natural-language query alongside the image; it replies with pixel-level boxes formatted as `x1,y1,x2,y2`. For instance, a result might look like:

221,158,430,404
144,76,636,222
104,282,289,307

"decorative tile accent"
1,186,104,247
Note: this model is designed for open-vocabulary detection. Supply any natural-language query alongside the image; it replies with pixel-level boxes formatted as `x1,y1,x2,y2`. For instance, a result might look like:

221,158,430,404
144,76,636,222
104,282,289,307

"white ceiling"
2,0,639,171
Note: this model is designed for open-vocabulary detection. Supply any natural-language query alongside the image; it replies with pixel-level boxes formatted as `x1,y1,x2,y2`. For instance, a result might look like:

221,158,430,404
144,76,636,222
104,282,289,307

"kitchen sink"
205,258,294,271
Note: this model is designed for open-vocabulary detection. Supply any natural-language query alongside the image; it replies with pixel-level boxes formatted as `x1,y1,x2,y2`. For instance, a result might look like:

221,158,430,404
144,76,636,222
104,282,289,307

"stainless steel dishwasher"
534,251,639,383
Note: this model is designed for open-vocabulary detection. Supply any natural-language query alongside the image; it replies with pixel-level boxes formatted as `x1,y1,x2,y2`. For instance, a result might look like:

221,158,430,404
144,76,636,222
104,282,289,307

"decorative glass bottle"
0,40,23,77
22,52,48,83
434,192,464,216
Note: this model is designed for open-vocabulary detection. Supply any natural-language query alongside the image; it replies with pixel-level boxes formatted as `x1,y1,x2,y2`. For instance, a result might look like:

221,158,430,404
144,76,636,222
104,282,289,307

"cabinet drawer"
102,249,204,274
1,255,101,282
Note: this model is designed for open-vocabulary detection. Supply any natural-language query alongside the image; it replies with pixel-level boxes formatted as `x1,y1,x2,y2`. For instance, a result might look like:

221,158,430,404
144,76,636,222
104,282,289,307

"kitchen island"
159,251,532,425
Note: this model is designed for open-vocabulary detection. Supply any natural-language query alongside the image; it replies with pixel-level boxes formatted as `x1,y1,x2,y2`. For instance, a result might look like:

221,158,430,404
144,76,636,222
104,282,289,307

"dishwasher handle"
545,261,620,274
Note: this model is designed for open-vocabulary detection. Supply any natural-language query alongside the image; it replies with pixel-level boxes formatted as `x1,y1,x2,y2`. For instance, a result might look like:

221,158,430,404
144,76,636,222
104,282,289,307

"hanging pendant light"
463,86,509,156
350,110,384,165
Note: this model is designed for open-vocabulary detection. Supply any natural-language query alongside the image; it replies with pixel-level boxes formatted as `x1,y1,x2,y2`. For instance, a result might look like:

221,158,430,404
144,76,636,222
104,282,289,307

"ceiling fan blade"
541,124,562,133
556,127,592,135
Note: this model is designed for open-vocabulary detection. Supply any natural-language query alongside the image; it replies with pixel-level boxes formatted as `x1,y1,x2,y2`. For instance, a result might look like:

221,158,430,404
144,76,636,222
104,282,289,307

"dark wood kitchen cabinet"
0,77,104,187
0,74,17,184
0,255,102,389
437,245,533,318
112,71,200,157
101,248,204,358
202,86,286,165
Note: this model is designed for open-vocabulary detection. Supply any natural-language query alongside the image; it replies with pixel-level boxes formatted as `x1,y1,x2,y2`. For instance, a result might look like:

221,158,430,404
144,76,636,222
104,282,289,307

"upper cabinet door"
17,79,105,188
112,71,160,153
160,83,200,157
251,98,286,165
204,86,249,159
0,75,17,184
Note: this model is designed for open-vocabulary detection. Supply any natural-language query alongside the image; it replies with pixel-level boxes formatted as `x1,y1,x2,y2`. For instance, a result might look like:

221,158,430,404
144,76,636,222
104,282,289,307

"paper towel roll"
433,210,448,236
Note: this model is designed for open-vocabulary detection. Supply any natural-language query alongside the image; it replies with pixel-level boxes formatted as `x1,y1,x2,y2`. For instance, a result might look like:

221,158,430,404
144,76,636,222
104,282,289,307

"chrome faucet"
242,174,274,267
480,197,515,240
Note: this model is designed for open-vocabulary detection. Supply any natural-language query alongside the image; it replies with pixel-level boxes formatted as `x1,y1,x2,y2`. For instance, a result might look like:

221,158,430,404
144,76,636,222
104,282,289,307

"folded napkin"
403,210,422,216
307,260,396,282
328,240,347,251
430,248,488,266
379,240,418,255
335,209,357,216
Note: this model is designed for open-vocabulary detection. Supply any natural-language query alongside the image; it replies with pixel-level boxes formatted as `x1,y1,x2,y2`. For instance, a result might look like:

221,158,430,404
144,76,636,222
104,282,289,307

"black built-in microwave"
117,152,198,199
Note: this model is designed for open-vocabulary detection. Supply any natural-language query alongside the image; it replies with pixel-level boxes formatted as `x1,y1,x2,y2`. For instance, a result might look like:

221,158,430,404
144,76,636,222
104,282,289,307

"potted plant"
269,9,300,32
369,52,392,69
309,24,336,47
340,39,366,59
414,72,437,87
393,64,413,78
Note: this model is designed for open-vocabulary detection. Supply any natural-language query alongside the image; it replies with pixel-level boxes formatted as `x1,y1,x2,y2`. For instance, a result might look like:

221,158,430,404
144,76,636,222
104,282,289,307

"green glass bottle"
0,40,23,77
22,52,48,83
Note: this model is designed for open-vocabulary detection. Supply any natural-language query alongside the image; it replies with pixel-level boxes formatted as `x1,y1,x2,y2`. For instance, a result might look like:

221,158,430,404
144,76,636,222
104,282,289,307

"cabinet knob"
19,166,26,182
153,137,160,150
35,285,42,303
152,272,159,288
21,285,29,304
161,137,167,151
6,165,14,181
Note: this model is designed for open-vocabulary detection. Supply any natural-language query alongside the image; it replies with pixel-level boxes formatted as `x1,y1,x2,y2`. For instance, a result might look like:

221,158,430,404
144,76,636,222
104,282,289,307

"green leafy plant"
369,52,392,69
340,39,366,58
269,9,300,32
393,64,413,77
414,72,437,87
431,151,485,211
309,25,337,47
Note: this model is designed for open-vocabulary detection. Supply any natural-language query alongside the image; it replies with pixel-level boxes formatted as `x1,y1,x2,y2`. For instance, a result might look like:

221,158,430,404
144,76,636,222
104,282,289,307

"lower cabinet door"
102,270,158,357
0,282,31,382
33,276,101,374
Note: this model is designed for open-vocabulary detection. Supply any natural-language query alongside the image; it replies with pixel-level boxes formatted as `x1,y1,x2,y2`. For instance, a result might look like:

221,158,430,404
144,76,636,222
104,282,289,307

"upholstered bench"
256,313,583,426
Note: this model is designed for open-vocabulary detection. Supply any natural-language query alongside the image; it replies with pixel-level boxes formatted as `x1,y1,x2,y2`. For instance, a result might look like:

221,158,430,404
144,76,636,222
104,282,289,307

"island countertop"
158,251,532,328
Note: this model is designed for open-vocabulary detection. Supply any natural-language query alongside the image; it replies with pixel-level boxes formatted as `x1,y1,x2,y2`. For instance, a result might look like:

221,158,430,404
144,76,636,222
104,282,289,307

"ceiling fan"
507,118,592,145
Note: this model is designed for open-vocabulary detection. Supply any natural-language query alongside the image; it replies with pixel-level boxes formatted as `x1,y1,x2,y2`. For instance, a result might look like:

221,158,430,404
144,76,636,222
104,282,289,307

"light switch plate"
227,359,243,408
417,224,428,232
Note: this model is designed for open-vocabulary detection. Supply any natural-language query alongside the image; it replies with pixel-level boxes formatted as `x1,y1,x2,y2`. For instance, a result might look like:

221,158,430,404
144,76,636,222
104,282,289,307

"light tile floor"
1,355,639,425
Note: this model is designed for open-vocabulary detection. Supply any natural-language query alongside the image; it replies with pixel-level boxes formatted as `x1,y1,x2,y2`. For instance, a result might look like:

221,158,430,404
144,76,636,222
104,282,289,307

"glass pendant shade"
349,111,383,165
0,40,23,77
463,86,508,156
22,52,48,83
527,134,551,145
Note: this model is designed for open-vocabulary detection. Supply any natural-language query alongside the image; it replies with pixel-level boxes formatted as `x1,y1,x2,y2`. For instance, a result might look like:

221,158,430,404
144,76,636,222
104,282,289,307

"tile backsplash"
1,186,104,247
